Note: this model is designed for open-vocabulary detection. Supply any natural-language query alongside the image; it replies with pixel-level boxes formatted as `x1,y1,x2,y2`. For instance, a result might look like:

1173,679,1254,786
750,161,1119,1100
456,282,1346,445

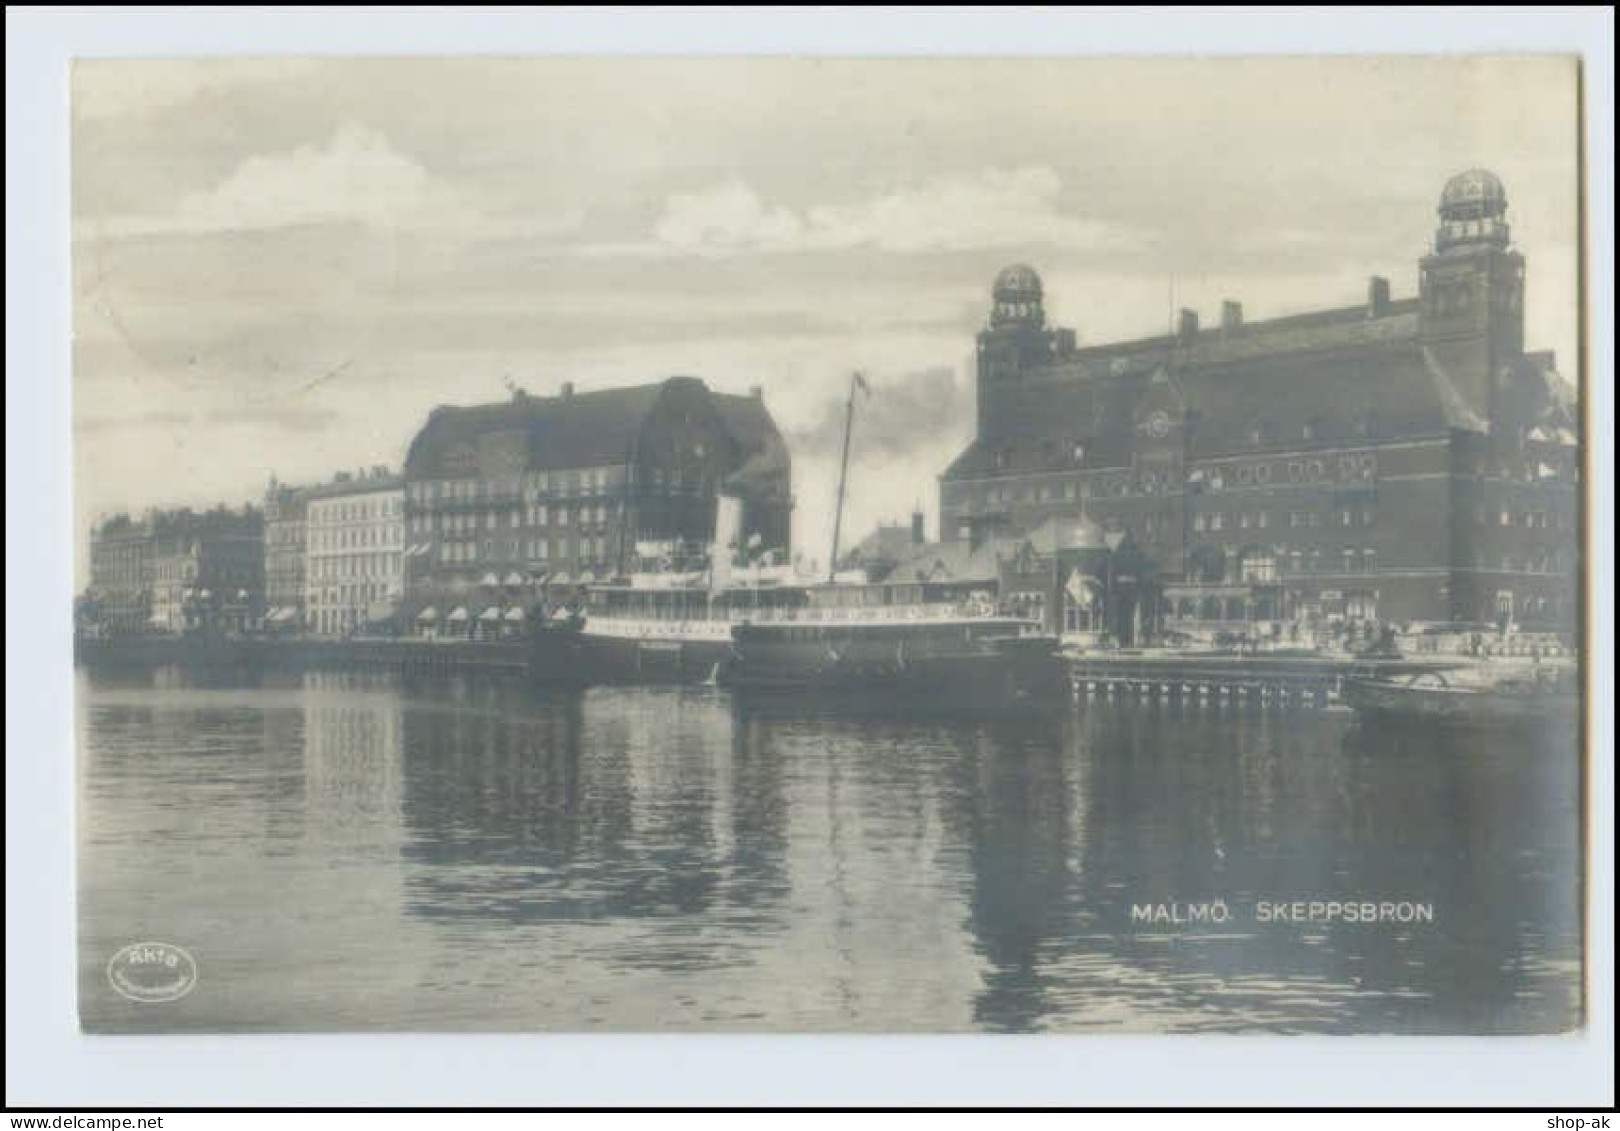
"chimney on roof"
749,384,763,400
1220,301,1243,332
911,508,925,545
560,381,575,399
1177,309,1199,341
1367,276,1391,317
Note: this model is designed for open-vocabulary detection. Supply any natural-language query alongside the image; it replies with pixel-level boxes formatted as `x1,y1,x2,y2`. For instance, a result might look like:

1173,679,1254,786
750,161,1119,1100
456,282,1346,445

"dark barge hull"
1342,676,1578,728
572,631,735,685
726,625,1063,705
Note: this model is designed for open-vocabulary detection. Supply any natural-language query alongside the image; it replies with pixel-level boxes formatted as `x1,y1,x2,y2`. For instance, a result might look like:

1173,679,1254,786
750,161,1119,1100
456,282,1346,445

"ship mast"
827,371,866,583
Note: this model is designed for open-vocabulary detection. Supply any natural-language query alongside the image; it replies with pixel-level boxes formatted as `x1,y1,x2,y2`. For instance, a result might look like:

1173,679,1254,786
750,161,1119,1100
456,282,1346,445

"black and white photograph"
8,10,1615,1110
66,51,1591,1036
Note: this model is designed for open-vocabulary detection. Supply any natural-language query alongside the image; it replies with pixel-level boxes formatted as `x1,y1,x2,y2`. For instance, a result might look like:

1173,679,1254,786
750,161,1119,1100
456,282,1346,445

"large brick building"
401,377,791,623
941,170,1579,640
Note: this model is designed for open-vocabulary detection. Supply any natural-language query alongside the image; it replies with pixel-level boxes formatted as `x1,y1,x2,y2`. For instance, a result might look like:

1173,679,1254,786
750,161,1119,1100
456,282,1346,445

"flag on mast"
854,371,871,397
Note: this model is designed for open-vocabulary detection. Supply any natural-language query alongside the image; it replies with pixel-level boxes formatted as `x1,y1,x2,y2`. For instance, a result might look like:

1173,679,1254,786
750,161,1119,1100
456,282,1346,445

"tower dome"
990,263,1045,328
1435,169,1510,253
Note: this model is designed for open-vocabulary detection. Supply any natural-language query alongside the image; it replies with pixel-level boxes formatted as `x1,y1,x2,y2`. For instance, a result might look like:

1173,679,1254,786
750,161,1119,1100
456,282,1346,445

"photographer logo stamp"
106,942,197,1003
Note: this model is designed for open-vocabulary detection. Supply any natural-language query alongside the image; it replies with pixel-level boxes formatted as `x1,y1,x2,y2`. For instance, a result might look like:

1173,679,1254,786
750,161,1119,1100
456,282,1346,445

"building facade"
401,377,792,627
263,478,311,631
941,170,1579,640
304,468,405,637
146,507,265,635
87,514,155,635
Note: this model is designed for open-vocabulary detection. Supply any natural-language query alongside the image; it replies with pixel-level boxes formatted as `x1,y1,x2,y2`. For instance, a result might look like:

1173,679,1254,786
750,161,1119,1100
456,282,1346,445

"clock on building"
1143,411,1172,438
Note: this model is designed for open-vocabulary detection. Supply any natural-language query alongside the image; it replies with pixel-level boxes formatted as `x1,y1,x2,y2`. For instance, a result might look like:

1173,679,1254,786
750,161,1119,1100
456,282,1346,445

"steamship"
564,373,1060,701
571,566,1058,702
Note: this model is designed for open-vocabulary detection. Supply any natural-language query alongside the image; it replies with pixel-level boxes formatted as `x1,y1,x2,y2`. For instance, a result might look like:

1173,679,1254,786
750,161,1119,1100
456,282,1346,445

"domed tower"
1420,169,1526,427
990,263,1046,329
976,264,1069,450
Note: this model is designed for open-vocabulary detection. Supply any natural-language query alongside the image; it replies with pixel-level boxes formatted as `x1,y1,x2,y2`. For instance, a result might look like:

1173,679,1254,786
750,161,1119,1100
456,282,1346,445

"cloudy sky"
72,56,1580,578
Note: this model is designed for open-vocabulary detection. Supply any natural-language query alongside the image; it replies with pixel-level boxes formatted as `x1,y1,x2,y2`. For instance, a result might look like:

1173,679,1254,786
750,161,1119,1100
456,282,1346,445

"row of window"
411,505,611,536
309,497,402,524
309,555,399,582
408,468,622,506
953,456,1383,508
308,582,395,608
1479,508,1571,530
309,525,403,552
437,537,612,565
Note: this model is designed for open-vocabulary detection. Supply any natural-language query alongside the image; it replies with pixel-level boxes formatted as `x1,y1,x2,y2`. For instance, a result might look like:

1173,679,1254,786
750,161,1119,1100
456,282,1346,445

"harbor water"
76,664,1583,1033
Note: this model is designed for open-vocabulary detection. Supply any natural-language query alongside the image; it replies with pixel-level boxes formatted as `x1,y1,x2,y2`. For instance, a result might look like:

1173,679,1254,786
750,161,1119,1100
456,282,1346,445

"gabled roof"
842,523,920,568
713,391,791,496
947,335,1476,478
887,539,1005,585
405,379,792,485
405,384,670,477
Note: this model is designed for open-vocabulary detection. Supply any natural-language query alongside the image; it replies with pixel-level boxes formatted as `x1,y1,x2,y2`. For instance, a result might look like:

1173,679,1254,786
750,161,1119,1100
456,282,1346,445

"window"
1239,551,1277,582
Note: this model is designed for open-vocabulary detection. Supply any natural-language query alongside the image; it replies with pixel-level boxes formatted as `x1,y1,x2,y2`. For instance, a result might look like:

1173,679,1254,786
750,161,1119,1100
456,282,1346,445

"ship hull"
728,621,1062,706
573,629,735,685
1343,675,1578,728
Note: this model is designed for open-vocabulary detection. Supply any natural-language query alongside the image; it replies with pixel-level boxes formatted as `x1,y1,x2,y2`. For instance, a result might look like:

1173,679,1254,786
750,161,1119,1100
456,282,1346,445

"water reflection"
77,666,1582,1033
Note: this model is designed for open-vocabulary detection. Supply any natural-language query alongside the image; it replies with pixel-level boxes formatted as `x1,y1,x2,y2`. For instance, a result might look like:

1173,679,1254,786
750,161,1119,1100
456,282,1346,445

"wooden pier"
76,635,533,674
1063,650,1467,711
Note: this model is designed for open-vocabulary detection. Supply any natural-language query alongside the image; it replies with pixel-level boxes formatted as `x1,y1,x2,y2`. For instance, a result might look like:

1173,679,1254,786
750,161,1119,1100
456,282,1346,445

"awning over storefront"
550,573,571,585
479,572,501,587
416,606,439,622
503,571,526,586
503,607,525,622
447,606,470,623
478,606,502,622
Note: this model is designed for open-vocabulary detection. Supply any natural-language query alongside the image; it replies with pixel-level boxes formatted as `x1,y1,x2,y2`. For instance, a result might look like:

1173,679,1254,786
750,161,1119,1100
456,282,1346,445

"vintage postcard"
71,55,1587,1036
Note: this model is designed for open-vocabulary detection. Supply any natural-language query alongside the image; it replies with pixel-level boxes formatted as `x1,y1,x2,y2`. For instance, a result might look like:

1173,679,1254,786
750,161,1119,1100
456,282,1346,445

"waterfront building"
86,513,154,635
304,467,405,637
146,506,265,635
841,510,927,583
263,477,311,632
400,377,792,631
941,170,1579,641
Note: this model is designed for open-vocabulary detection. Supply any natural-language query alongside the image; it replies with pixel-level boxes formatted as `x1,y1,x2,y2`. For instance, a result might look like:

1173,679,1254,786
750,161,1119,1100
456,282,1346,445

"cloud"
787,366,970,461
93,122,582,240
597,166,1137,258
